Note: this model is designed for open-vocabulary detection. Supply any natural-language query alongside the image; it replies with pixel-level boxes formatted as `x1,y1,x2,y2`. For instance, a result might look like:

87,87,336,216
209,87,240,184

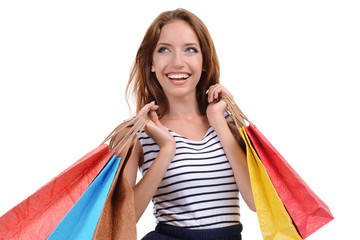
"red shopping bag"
0,144,114,240
245,125,334,238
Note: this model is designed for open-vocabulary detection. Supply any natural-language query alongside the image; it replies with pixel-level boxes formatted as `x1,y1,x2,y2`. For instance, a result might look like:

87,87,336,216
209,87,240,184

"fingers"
139,101,166,130
206,84,233,103
138,101,157,115
143,103,159,132
149,107,160,123
207,84,222,103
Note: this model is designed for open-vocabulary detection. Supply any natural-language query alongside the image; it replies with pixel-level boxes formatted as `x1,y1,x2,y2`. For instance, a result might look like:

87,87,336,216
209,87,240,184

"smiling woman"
126,9,220,119
151,20,203,99
123,8,255,240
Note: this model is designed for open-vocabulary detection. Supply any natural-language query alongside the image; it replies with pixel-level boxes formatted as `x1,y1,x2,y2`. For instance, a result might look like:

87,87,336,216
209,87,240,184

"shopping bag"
92,145,137,240
221,92,333,238
245,125,334,238
47,155,121,240
240,128,302,240
0,144,114,240
91,115,147,239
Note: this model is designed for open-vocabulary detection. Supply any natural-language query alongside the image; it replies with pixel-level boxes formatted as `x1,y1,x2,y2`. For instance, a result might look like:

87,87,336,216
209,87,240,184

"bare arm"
206,84,256,212
125,102,176,222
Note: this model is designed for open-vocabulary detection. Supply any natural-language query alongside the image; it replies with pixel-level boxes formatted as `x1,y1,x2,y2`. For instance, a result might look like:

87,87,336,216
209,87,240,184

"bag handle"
101,114,148,157
221,92,253,129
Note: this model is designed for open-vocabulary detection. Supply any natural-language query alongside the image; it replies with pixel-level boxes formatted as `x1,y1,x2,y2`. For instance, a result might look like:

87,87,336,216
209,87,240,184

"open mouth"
166,73,191,80
166,73,191,85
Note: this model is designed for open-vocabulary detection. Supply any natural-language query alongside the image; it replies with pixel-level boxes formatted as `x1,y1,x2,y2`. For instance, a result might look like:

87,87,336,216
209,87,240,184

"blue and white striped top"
138,118,241,229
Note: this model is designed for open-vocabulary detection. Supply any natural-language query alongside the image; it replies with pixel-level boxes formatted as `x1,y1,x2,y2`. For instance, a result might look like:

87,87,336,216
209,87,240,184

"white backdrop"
1,1,359,239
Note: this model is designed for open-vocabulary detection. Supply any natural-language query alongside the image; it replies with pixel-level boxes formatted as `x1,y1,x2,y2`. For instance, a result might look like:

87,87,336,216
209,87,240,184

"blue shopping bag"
47,155,121,240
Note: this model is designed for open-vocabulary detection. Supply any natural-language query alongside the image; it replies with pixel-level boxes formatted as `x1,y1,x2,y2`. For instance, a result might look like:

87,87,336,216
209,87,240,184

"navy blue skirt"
141,223,243,240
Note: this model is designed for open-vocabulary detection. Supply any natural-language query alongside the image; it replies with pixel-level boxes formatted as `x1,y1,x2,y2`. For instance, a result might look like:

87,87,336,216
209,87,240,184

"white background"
0,1,359,239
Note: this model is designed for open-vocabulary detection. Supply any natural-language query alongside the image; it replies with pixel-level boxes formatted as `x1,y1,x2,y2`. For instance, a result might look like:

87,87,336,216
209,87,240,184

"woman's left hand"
206,84,233,123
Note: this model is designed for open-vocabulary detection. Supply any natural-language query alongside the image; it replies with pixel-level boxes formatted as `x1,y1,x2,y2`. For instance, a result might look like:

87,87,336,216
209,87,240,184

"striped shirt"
138,117,241,229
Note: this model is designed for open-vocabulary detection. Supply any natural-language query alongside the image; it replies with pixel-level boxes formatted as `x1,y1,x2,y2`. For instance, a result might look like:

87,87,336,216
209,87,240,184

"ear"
151,65,155,72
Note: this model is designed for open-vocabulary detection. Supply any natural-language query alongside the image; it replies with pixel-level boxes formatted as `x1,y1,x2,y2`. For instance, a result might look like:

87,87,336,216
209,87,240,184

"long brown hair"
126,8,220,118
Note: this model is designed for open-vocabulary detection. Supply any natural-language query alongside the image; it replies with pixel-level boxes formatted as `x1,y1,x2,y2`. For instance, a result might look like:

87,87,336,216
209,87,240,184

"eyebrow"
157,42,200,47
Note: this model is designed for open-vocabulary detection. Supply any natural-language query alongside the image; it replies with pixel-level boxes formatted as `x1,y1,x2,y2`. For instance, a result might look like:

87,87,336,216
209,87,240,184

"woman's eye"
186,47,198,53
158,47,170,53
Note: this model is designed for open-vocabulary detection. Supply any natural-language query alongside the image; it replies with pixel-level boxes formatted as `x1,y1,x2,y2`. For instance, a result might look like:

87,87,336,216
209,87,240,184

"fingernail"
206,89,209,94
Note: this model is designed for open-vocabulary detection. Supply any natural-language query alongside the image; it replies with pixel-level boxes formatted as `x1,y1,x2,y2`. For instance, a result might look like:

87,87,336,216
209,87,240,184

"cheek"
193,57,203,74
154,71,165,89
153,55,167,70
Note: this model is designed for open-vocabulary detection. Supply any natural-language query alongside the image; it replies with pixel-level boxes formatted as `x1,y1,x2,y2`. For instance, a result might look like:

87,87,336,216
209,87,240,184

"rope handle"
101,113,148,156
221,92,254,130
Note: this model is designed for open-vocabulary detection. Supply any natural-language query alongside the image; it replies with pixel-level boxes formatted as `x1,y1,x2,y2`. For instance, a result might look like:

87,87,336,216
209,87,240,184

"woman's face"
152,20,203,100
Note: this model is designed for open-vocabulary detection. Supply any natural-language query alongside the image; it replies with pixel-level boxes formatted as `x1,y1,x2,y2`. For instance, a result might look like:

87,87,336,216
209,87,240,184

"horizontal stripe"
180,221,241,229
142,154,227,173
154,182,237,198
161,213,240,223
141,142,223,166
138,135,151,140
155,197,239,214
144,145,223,158
175,140,221,151
162,167,232,181
173,135,218,146
154,189,239,205
141,142,159,148
167,160,229,172
143,149,160,156
158,174,234,189
159,205,240,217
145,159,228,174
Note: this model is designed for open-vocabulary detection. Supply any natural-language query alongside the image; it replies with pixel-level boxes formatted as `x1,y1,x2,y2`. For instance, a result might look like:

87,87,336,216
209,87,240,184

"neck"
164,93,202,120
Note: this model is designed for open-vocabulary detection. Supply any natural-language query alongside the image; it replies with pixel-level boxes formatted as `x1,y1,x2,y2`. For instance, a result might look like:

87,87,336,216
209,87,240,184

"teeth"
167,73,190,79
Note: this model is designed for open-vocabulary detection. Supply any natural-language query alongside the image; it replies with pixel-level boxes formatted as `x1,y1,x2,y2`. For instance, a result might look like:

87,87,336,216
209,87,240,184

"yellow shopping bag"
240,128,302,240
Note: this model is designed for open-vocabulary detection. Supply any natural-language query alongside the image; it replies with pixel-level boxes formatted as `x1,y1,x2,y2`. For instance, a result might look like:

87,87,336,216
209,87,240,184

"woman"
124,8,255,240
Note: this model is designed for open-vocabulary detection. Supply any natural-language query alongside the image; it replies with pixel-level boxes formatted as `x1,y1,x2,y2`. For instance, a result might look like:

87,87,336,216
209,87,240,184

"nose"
171,51,185,68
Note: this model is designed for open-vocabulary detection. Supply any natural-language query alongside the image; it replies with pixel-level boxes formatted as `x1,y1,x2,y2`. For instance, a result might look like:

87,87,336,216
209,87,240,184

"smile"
166,72,191,85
